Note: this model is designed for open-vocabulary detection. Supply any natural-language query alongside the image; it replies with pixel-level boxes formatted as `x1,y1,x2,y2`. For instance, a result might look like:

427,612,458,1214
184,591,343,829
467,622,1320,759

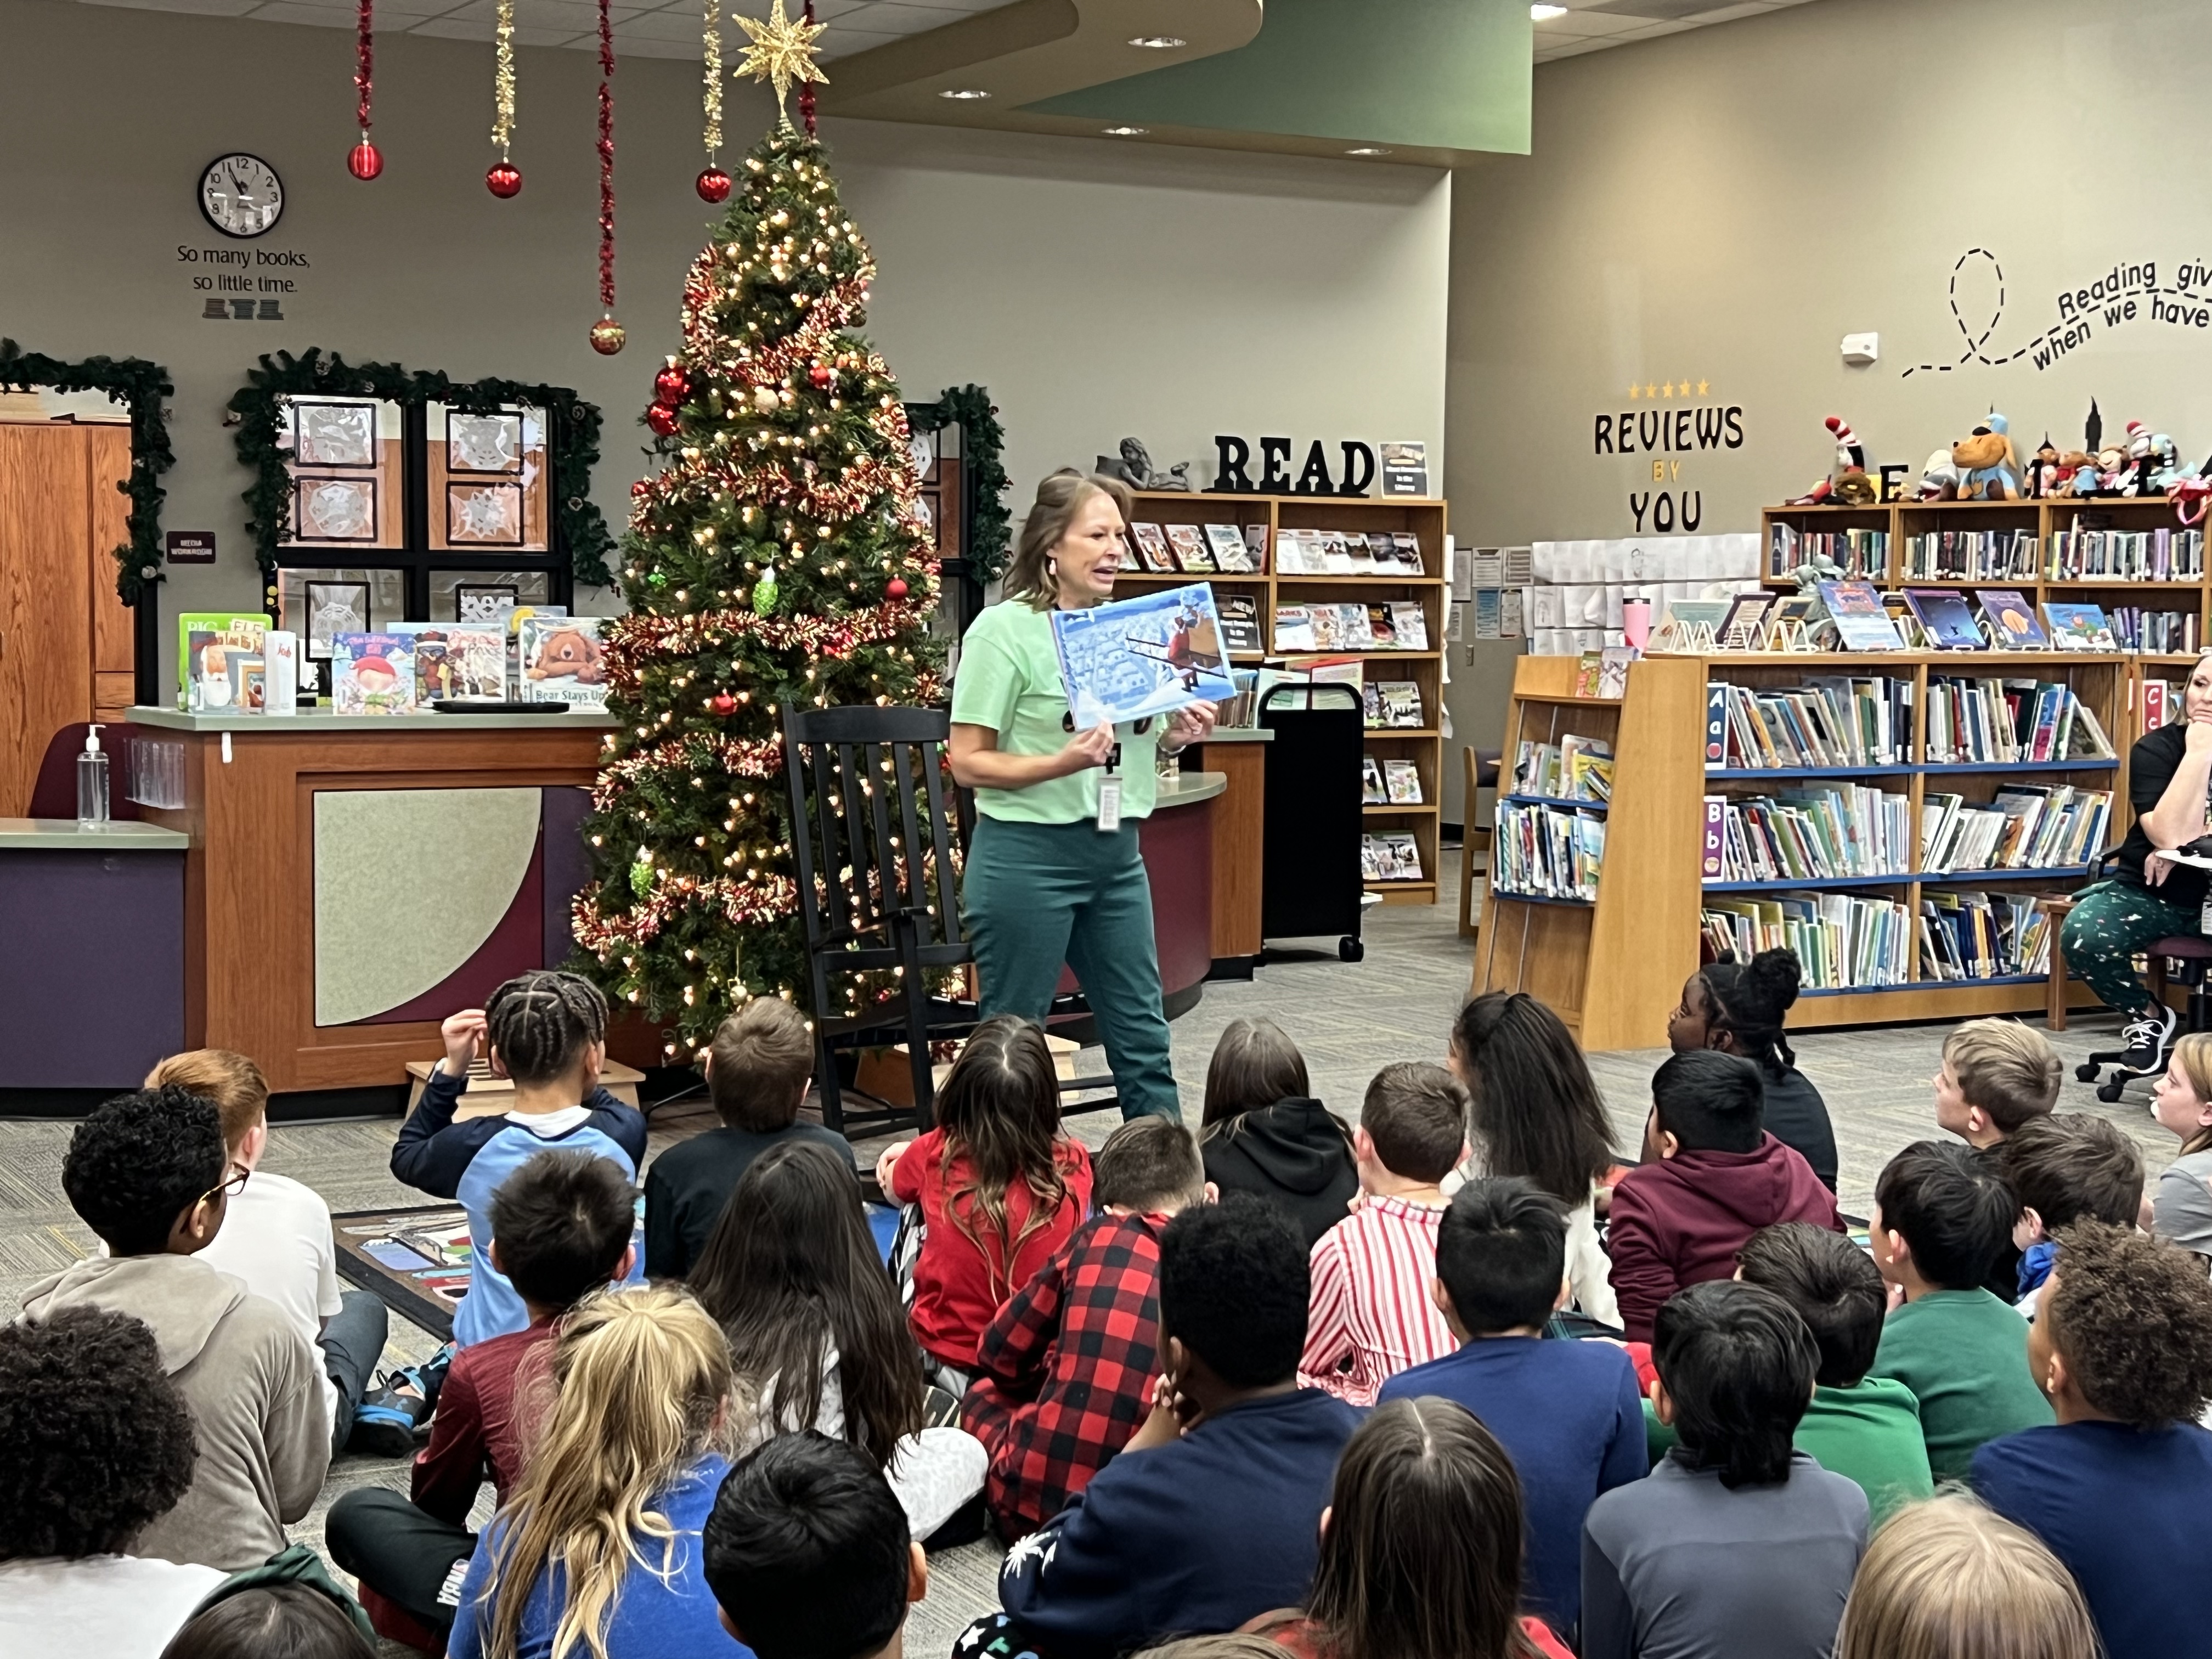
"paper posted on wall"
1049,583,1240,727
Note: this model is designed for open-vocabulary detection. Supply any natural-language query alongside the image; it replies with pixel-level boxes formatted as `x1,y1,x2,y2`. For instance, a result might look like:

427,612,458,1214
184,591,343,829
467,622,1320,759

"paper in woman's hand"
1049,583,1240,727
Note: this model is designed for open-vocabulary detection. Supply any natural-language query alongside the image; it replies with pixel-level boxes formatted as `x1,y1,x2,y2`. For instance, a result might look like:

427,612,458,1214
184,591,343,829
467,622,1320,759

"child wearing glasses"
20,1086,330,1571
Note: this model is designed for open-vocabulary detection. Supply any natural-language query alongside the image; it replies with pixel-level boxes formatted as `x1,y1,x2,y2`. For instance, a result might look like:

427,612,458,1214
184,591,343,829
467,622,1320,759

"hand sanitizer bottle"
77,724,110,828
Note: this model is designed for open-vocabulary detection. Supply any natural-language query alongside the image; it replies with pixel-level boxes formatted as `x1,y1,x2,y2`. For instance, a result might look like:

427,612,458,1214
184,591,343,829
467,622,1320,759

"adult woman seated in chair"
2061,650,2212,1076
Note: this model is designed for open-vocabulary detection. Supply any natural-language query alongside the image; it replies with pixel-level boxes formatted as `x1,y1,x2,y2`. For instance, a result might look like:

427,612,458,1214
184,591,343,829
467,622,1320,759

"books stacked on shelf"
1922,679,2115,764
1493,801,1602,900
2142,677,2181,731
1701,891,1913,989
1919,785,2112,874
1165,524,1214,573
1362,832,1427,883
1203,523,1256,573
1130,523,1176,573
2108,607,2199,653
2046,526,2205,580
1275,528,1425,575
1363,757,1387,804
1364,680,1426,729
1918,890,2052,980
1706,786,1911,883
1384,760,1424,804
1514,736,1614,802
1217,595,1265,654
1901,528,2038,582
2042,602,2119,651
1706,677,1914,770
1768,524,1889,580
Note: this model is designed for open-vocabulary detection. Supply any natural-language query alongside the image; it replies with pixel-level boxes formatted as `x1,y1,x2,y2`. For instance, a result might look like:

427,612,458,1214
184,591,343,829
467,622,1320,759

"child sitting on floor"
1933,1018,2062,1151
964,1117,1212,1538
1300,1063,1469,1404
643,995,853,1279
876,1017,1093,1389
1607,1050,1839,1342
1197,1019,1356,1250
1376,1177,1643,1640
978,1194,1361,1659
1668,949,1836,1192
1973,1222,2212,1659
1581,1281,1868,1659
145,1048,392,1457
705,1432,930,1659
1832,1495,2097,1659
324,1149,637,1652
390,970,646,1348
1867,1140,2053,1481
1734,1221,1933,1525
1997,1113,2144,1312
688,1139,986,1543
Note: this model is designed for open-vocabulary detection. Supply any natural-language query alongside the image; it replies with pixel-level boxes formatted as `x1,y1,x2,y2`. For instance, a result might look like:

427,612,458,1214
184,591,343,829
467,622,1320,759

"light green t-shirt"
951,599,1160,825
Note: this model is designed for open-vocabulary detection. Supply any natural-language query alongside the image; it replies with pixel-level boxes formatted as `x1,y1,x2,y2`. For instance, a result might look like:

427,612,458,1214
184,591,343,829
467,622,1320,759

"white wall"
0,0,1451,685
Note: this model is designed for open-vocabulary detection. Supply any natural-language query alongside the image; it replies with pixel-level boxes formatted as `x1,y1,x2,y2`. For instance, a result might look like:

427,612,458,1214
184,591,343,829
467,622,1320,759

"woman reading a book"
2061,648,2212,1076
947,471,1215,1122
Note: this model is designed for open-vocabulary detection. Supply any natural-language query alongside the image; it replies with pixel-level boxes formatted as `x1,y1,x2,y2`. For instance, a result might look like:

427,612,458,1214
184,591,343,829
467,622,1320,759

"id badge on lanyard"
1097,740,1123,831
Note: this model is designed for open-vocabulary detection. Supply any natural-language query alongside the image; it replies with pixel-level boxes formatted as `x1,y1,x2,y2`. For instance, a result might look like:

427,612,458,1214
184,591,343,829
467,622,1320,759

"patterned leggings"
2059,881,2200,1015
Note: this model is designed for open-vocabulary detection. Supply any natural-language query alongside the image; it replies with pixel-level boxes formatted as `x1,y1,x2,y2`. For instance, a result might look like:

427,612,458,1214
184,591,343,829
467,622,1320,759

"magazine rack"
1260,682,1368,962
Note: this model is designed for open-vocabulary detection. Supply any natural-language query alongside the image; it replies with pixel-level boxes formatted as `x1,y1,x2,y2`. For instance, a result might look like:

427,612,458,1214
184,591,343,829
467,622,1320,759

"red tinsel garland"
597,0,616,315
573,870,802,951
797,0,817,135
610,597,934,664
355,0,374,132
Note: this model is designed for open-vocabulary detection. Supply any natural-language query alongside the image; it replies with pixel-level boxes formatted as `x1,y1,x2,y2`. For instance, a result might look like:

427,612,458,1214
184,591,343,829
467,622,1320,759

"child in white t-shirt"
145,1050,394,1455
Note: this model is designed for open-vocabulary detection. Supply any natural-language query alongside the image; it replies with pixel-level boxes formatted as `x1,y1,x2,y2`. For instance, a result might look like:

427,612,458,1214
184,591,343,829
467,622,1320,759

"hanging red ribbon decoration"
348,0,382,179
588,0,625,353
797,0,817,135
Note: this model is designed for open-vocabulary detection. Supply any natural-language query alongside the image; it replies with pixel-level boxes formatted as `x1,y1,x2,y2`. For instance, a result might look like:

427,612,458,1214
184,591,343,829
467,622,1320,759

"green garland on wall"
909,383,1010,583
0,338,176,605
227,348,616,594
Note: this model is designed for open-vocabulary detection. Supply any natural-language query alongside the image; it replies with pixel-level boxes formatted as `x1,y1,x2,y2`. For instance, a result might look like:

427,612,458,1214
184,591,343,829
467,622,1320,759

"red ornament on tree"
697,167,732,203
348,139,384,180
486,160,523,197
654,362,691,405
885,577,909,600
709,692,737,715
808,363,833,389
646,403,680,437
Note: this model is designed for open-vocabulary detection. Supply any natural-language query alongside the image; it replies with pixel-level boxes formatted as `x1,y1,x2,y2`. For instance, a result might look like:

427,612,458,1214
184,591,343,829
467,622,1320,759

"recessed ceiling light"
938,88,991,100
1530,4,1568,17
1103,126,1150,137
1127,35,1186,48
1346,146,1392,157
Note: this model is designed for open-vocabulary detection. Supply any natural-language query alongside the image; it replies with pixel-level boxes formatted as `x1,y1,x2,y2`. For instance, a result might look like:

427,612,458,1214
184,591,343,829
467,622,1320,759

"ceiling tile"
815,25,905,57
606,29,706,54
74,0,265,16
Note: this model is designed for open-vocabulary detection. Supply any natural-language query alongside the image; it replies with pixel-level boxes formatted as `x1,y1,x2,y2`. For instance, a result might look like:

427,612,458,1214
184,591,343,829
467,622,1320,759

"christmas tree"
574,113,944,1060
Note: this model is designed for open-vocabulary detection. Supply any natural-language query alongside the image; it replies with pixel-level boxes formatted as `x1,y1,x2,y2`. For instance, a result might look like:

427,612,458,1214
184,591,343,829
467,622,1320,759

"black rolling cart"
1259,682,1368,962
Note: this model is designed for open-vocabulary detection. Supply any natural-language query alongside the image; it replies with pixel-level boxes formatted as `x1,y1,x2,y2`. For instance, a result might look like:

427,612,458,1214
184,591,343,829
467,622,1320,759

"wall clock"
199,154,285,239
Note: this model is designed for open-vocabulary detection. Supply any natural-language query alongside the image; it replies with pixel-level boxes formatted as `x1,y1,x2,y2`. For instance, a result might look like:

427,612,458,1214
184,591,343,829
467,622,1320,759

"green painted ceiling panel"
1027,0,1531,155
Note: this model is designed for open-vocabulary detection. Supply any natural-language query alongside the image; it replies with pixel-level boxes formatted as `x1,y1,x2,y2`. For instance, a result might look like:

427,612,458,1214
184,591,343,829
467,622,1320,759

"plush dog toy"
1953,413,2022,500
526,626,607,684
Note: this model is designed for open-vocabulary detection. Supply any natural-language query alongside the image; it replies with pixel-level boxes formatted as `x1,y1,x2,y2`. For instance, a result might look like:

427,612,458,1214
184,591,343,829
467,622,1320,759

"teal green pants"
963,815,1182,1122
2060,880,2201,1015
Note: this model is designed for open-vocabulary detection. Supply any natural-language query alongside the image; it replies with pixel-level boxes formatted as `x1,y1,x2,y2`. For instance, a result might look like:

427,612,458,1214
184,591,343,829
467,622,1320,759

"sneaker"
2119,1002,2179,1074
346,1346,454,1458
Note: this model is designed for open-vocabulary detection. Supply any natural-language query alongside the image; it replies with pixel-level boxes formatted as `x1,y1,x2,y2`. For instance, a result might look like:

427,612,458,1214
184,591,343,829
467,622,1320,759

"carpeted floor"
0,857,2179,1656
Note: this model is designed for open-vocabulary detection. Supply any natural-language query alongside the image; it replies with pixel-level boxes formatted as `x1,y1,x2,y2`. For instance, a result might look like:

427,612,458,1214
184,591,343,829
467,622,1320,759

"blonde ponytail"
479,1283,737,1659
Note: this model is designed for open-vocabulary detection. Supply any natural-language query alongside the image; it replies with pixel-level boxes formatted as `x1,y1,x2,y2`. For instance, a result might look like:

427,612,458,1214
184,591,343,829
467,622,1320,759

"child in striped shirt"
1299,1063,1470,1404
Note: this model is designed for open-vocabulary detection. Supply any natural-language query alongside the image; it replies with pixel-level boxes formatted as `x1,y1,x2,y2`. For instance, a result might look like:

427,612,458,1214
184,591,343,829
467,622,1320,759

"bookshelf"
1123,490,1449,906
1474,650,2146,1052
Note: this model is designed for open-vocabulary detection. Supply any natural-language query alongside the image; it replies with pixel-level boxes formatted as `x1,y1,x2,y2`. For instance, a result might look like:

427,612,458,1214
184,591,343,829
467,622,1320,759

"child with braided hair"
1668,947,1838,1193
391,970,646,1348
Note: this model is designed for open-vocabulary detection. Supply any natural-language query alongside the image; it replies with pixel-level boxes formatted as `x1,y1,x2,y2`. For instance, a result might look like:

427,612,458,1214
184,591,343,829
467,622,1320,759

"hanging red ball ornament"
709,692,737,716
590,317,627,355
885,577,909,600
654,363,691,405
646,403,679,437
348,139,384,180
808,363,834,389
696,166,732,204
486,160,522,198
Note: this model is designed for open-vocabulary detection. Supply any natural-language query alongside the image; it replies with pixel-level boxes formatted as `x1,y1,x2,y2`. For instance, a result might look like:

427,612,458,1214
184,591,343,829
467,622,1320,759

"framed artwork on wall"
303,579,371,659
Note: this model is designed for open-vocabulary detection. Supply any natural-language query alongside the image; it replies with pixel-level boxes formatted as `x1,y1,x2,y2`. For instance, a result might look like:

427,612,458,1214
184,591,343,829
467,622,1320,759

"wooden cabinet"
0,422,133,813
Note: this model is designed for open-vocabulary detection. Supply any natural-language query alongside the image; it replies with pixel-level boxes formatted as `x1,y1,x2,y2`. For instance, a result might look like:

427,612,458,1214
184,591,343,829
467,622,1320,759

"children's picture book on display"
1976,589,2048,650
1204,522,1254,573
1130,523,1176,573
1903,588,1987,650
331,632,416,714
1050,583,1239,727
1242,523,1270,573
518,616,609,708
1384,759,1423,804
178,613,271,712
1362,757,1387,804
1216,594,1265,655
1164,524,1214,573
1818,580,1904,651
1717,592,1774,651
2042,601,2118,652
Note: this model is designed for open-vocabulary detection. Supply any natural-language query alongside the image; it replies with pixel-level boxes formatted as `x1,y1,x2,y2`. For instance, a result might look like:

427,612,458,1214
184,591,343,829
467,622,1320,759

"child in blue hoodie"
391,970,646,1350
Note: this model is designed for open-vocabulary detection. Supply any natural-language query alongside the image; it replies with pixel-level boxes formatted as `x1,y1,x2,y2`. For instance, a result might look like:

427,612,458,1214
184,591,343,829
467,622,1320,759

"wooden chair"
2038,893,2076,1031
782,702,973,1136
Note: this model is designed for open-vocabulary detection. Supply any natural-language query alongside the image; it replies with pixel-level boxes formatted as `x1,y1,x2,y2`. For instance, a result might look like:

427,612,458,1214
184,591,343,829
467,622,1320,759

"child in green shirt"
1736,1222,1933,1523
1867,1141,2053,1480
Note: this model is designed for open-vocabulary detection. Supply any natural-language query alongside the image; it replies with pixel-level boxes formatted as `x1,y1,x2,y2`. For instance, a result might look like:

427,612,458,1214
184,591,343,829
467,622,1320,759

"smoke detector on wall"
1840,332,1880,366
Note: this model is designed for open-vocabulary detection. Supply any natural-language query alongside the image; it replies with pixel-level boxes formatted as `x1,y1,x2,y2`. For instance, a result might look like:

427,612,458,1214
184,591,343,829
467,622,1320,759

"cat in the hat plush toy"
1792,414,1878,504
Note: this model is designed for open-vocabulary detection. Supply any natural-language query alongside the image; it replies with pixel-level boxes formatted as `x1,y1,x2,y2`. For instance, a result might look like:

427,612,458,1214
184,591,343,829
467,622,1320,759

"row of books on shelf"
1122,522,1429,578
1361,833,1427,883
1252,656,1428,728
1923,676,2114,763
1921,786,2109,873
1361,758,1426,805
1706,676,2114,770
1899,530,2035,582
1492,800,1605,901
1511,736,1615,802
1266,602,1430,653
1767,523,2208,583
2106,607,2201,653
1700,783,2111,885
1700,888,2053,989
2047,527,2205,580
1768,526,1890,579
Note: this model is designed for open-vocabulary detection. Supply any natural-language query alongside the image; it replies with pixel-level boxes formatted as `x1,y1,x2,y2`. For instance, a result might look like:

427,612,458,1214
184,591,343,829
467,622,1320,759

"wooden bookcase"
1474,650,2146,1052
1124,490,1448,906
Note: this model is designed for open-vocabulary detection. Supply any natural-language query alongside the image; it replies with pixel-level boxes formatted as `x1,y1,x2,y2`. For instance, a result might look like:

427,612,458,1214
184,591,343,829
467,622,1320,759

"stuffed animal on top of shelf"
2064,400,2111,496
1952,413,2022,500
1916,446,1961,500
2149,433,2190,494
1789,415,1881,506
2025,433,2068,498
2170,449,2212,526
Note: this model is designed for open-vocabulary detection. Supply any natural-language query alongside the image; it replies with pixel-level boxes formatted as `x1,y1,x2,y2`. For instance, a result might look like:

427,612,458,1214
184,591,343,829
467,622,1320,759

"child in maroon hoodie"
1609,1051,1841,1341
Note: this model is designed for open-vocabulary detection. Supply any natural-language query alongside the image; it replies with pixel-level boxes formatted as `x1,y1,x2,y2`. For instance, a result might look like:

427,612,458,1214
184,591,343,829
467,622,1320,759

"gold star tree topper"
736,0,827,123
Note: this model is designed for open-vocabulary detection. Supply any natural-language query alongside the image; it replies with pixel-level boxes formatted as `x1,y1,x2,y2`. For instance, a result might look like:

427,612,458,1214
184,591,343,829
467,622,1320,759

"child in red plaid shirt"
962,1118,1214,1537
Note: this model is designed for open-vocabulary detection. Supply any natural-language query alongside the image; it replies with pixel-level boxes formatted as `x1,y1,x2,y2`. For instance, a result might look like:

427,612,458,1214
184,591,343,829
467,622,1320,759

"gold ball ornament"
751,386,779,413
589,317,628,355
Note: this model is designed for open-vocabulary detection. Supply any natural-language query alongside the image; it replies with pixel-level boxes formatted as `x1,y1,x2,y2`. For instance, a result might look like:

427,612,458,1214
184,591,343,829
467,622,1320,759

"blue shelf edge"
1797,973,2054,998
1704,865,2094,893
1708,759,2118,780
1502,794,1610,812
1488,889,1596,908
